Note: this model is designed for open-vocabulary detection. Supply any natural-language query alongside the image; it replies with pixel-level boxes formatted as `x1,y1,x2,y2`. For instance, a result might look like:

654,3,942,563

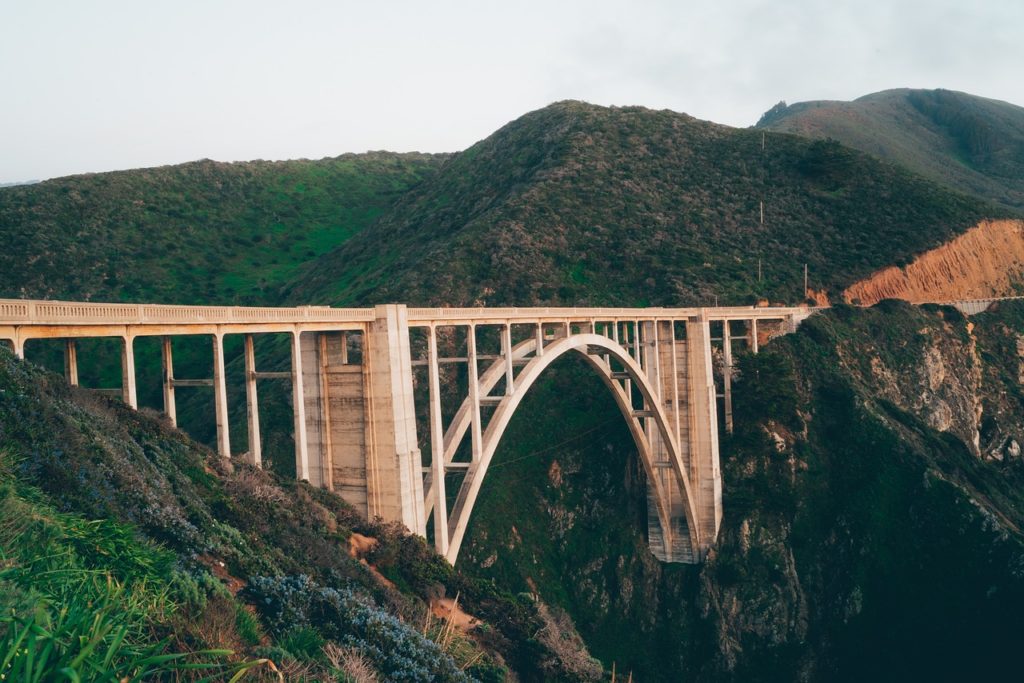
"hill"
290,101,1014,308
756,88,1024,211
0,152,445,304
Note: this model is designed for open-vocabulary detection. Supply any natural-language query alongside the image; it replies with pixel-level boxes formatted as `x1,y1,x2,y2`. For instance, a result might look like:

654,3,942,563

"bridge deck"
0,298,812,330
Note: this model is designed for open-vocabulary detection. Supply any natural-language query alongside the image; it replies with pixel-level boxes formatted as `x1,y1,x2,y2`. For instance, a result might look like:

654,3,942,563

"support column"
633,321,642,367
686,314,722,553
535,323,544,357
428,326,449,555
121,335,137,409
722,321,734,434
161,336,176,426
244,334,261,466
64,339,78,386
467,325,483,461
291,330,310,481
668,321,681,449
749,319,759,353
212,332,231,458
502,323,514,395
621,323,633,402
364,304,425,534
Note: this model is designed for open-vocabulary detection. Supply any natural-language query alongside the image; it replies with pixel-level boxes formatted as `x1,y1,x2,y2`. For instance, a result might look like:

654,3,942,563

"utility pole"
758,258,762,282
760,200,764,225
804,263,809,297
761,132,766,151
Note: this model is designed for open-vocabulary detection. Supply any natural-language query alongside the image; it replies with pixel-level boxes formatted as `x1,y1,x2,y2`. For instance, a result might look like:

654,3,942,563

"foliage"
292,100,1009,308
245,575,472,682
0,152,444,303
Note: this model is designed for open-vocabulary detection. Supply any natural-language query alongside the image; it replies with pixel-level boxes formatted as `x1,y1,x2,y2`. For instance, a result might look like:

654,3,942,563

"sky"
1,0,1022,183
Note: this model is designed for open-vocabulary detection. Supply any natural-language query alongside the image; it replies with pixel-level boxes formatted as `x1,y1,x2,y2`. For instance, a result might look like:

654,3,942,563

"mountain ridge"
757,88,1024,210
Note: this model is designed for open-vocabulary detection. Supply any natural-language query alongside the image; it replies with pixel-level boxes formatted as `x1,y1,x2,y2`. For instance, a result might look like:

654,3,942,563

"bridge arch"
440,332,701,565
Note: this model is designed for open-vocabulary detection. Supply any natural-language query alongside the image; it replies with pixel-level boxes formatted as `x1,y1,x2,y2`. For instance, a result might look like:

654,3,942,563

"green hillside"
757,88,1024,211
291,101,1013,309
0,152,445,304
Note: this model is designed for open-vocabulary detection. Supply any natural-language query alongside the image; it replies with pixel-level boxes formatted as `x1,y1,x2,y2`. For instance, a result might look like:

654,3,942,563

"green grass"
0,152,445,304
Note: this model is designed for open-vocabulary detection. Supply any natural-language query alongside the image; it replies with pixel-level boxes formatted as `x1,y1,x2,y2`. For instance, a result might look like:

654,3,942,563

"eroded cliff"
843,219,1024,305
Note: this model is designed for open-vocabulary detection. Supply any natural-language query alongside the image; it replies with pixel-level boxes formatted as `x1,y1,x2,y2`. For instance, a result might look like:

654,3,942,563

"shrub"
245,575,474,682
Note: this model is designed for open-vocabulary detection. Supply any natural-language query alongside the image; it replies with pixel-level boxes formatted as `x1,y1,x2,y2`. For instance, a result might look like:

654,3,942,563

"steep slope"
0,346,602,681
459,302,1024,681
757,88,1024,211
0,152,444,304
843,218,1024,305
291,101,1012,308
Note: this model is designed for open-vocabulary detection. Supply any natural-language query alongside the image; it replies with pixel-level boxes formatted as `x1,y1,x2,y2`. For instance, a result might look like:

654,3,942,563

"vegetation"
0,346,601,680
4,95,1024,680
758,88,1024,210
292,101,1013,308
460,303,1024,681
0,152,444,303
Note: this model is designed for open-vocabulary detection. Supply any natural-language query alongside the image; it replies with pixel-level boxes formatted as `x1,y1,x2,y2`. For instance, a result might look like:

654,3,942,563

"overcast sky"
1,0,1022,183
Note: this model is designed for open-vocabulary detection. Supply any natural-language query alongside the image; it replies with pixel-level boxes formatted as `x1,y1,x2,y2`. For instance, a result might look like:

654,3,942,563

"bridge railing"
1,298,814,327
0,299,376,326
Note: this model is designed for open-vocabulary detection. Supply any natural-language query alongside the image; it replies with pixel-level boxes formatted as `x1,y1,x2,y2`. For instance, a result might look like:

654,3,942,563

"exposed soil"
843,219,1024,305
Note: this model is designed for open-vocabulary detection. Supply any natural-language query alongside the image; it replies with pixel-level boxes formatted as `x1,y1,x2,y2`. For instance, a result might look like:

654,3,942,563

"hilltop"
290,100,1014,308
757,88,1024,211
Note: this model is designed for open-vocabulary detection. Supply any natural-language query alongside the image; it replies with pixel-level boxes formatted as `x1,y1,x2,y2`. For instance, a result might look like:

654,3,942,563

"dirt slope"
843,219,1024,305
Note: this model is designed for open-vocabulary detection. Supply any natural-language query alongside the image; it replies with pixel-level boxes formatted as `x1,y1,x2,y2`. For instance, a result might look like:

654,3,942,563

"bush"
245,575,474,682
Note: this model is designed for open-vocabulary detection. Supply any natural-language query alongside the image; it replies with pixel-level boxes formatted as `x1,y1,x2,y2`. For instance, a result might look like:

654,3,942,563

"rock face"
843,219,1024,305
459,302,1024,682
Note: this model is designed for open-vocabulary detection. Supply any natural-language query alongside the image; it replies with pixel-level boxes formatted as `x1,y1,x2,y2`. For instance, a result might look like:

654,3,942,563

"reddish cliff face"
843,219,1024,305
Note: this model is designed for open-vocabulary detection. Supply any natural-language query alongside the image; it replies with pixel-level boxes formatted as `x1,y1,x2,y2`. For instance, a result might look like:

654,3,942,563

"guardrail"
0,299,375,326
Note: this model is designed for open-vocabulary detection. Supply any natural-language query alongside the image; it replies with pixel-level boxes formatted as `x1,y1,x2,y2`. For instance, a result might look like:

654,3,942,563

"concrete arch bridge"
1,299,810,564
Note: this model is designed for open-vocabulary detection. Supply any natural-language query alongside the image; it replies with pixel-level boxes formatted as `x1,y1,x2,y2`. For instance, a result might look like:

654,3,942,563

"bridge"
1,299,811,564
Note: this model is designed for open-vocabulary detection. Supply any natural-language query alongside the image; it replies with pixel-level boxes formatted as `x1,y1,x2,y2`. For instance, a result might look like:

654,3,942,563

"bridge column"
161,337,176,426
212,332,231,458
244,334,261,467
749,318,759,353
427,325,449,555
364,304,425,534
121,335,137,409
64,339,78,387
291,330,310,481
466,324,483,461
643,319,698,563
502,324,514,395
722,321,734,434
686,314,722,549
